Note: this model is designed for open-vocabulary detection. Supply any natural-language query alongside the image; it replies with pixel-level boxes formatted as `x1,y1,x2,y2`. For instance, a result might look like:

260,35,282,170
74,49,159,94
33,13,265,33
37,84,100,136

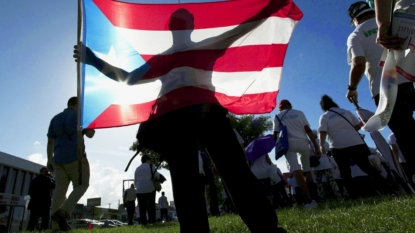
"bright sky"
0,0,402,209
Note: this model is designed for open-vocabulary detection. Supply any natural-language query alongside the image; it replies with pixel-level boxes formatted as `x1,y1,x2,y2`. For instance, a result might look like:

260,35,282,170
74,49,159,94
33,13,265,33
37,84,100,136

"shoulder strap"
328,109,355,128
328,109,366,144
150,161,162,180
275,109,290,128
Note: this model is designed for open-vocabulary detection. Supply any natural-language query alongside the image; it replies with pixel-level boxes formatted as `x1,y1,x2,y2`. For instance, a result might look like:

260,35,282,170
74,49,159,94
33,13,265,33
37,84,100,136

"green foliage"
59,195,415,233
228,114,272,146
129,141,169,170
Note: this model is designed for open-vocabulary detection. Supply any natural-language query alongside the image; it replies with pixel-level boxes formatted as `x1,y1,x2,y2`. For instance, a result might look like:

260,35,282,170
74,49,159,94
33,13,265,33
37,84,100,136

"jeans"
136,191,156,224
332,144,393,198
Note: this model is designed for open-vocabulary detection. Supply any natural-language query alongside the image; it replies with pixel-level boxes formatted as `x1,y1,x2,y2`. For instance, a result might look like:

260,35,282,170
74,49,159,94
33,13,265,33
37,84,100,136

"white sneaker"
305,200,318,209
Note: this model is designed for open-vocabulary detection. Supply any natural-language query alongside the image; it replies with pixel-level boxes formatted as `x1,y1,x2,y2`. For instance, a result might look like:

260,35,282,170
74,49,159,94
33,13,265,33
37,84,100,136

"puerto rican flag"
80,0,303,129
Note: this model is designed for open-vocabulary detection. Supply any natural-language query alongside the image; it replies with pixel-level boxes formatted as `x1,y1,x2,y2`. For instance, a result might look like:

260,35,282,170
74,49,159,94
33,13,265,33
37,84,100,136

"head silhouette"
169,8,194,31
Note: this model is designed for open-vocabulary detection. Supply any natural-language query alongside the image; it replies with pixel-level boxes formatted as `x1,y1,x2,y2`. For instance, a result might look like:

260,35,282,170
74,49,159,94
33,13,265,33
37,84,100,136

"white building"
0,151,43,232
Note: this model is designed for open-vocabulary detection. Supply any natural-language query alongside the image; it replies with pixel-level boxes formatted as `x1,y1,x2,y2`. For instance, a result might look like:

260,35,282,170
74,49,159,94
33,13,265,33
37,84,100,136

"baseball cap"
348,1,374,26
279,99,291,107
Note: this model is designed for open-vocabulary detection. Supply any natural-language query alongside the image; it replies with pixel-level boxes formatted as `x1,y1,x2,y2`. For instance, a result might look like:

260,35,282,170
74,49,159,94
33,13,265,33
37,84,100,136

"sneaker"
305,200,318,209
51,209,71,231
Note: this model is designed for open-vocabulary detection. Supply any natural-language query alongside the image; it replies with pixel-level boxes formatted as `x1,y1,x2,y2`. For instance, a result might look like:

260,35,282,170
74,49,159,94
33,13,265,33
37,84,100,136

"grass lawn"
50,195,415,233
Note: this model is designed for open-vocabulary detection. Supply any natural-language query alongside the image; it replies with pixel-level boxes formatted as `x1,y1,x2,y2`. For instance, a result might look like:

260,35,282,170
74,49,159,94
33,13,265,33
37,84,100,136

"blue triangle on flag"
82,0,147,128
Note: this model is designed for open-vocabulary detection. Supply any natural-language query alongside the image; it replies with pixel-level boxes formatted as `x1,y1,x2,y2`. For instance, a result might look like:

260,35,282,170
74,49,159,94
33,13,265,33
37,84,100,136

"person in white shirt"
135,155,161,225
318,95,394,198
158,192,169,222
346,1,415,186
123,184,137,225
273,99,320,209
310,130,342,201
270,164,292,208
250,154,273,205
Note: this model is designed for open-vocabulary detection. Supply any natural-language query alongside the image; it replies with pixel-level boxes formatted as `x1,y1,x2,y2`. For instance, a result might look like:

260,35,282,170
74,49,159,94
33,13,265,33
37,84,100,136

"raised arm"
74,44,149,85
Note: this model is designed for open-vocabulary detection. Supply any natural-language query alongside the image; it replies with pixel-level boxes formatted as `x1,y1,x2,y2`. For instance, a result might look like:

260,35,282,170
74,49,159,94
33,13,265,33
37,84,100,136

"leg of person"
27,209,40,231
278,183,292,207
350,145,395,195
286,149,311,203
334,179,345,197
322,169,342,200
295,141,317,205
332,149,357,198
137,193,148,225
40,207,50,230
272,184,282,208
60,158,90,214
51,163,71,231
147,191,157,223
160,112,210,233
209,184,220,216
200,110,284,233
127,202,135,225
314,170,326,200
376,83,415,186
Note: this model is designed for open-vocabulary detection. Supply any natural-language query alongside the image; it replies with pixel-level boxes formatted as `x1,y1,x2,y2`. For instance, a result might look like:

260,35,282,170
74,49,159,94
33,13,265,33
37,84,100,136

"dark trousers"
27,207,50,231
139,105,281,233
375,82,415,183
125,201,135,225
136,191,156,225
332,144,393,198
272,182,291,208
160,208,169,221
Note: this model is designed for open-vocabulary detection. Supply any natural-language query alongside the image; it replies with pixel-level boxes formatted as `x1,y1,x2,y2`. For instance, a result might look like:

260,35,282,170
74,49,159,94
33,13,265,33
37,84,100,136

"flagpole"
77,0,83,185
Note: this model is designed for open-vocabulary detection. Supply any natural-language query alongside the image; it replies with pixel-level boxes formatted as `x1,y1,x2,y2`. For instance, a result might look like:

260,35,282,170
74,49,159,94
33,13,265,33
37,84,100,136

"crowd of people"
26,0,413,232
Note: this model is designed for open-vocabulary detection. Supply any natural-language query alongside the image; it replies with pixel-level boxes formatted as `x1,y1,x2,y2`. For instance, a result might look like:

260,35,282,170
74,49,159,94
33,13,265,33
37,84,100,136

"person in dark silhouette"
75,2,288,232
27,167,55,231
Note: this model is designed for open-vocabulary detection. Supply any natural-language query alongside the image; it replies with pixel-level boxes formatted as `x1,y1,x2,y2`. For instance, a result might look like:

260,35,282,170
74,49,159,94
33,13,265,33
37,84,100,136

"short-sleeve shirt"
250,155,270,179
135,163,160,194
47,108,86,164
273,109,310,143
318,107,363,149
158,196,168,208
388,133,406,163
347,18,410,97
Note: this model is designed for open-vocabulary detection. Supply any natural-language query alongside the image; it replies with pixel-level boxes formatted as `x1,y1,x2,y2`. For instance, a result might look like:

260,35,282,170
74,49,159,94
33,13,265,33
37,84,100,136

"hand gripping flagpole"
77,0,83,185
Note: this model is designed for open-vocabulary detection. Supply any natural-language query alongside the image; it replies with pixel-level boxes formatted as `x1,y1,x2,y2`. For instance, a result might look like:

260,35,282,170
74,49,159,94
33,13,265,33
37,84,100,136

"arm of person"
304,125,321,158
198,0,278,50
353,123,361,131
47,138,54,171
74,44,148,85
374,0,405,49
319,131,328,155
346,56,366,103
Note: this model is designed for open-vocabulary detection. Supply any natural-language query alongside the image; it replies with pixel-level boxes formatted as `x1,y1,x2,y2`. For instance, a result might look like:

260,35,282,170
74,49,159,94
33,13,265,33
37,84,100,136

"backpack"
274,111,290,160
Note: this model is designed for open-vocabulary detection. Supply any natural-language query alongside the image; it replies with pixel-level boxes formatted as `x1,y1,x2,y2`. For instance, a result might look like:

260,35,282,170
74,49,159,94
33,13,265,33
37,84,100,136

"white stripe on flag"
106,67,282,105
116,17,298,55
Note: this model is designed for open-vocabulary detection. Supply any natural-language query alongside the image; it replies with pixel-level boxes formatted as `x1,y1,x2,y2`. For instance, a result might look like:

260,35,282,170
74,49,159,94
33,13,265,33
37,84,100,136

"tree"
228,114,273,146
129,114,273,168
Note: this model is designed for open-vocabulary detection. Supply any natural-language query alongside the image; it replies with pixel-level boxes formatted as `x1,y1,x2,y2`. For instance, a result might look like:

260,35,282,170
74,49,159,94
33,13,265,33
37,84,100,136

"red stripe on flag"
86,87,278,129
93,0,302,30
139,44,287,79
